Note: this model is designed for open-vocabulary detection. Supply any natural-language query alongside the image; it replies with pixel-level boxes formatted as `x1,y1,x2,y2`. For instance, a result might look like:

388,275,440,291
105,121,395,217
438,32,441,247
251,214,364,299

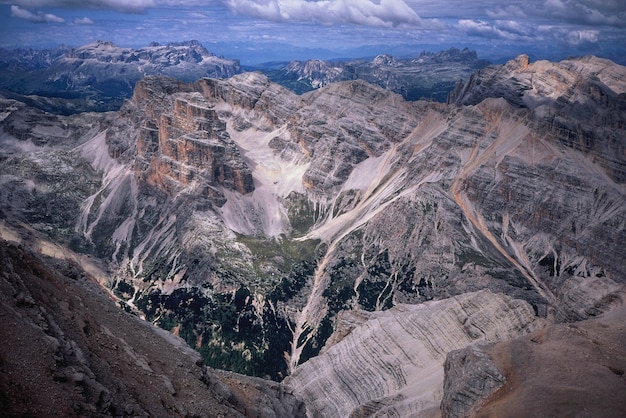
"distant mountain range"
0,41,489,114
262,47,490,101
0,40,241,114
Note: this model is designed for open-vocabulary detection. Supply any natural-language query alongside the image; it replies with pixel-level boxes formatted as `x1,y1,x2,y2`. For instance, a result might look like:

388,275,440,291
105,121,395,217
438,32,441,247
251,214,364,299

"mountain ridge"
1,53,625,416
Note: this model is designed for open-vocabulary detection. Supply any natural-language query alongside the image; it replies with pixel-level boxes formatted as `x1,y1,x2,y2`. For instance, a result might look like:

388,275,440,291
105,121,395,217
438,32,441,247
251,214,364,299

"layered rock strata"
284,290,544,417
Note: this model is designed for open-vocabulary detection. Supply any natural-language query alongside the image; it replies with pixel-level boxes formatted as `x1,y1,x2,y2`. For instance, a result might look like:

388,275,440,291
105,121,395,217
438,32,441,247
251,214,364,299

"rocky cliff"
1,53,625,416
284,290,544,417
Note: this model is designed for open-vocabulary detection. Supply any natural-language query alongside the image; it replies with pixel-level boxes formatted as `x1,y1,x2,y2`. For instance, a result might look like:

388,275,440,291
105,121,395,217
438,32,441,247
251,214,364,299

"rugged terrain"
1,53,625,416
264,47,490,101
0,239,305,417
441,305,626,417
0,41,241,114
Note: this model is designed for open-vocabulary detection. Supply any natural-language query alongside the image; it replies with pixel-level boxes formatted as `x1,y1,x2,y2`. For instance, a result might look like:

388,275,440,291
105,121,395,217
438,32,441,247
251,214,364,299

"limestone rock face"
441,304,626,418
133,76,254,198
441,346,505,418
449,54,626,183
0,53,625,415
284,290,543,417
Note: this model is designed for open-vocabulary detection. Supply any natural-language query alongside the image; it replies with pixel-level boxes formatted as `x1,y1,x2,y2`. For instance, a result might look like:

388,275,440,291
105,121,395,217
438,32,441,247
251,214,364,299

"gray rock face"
440,304,626,418
1,54,625,416
441,346,505,418
284,290,543,417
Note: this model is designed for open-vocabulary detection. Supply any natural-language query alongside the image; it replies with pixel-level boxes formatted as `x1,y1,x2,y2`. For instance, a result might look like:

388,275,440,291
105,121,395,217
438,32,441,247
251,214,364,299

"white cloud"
73,17,95,24
10,5,65,22
224,0,423,28
456,19,536,41
567,29,599,44
486,5,527,19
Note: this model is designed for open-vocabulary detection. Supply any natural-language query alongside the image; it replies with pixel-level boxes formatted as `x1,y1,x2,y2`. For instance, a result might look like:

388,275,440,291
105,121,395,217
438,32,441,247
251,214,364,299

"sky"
0,0,624,65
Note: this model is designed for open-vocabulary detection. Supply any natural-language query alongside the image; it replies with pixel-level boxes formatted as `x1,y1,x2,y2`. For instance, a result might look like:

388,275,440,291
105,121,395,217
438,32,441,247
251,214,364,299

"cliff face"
449,54,626,183
133,77,254,199
0,54,625,416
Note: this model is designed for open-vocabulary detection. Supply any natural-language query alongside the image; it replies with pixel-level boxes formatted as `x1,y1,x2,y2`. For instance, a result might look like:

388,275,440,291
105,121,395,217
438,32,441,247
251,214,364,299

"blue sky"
0,0,624,65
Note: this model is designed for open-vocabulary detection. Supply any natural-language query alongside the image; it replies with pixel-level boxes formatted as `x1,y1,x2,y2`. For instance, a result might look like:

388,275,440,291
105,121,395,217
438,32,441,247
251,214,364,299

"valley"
0,43,625,417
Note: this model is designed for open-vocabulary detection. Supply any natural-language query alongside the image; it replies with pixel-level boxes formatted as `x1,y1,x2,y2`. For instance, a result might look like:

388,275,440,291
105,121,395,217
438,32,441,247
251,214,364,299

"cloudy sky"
0,0,624,64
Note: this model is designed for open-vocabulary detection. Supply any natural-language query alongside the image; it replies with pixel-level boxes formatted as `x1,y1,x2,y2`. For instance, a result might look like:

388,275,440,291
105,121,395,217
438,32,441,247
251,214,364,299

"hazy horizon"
0,1,625,65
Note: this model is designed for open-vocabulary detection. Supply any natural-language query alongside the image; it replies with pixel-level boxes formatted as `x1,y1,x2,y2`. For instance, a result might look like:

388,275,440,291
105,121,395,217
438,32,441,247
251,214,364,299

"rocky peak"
132,76,254,199
373,54,397,66
448,55,626,183
507,53,530,70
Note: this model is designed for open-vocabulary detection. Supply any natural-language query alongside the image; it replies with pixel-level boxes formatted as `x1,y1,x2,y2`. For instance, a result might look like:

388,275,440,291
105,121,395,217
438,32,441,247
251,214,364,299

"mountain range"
0,42,625,417
0,41,241,115
0,42,488,115
263,47,490,101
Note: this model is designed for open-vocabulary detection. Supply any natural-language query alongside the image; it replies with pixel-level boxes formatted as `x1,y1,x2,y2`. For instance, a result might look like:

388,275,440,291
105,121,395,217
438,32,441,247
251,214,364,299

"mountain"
263,47,490,101
0,41,241,114
442,304,626,417
0,240,305,417
1,54,625,416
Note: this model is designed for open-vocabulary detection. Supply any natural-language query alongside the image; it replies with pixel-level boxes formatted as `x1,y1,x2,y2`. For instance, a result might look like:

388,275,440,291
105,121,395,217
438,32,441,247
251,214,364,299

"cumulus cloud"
566,29,599,44
486,5,527,19
73,17,95,24
224,0,423,28
10,5,65,22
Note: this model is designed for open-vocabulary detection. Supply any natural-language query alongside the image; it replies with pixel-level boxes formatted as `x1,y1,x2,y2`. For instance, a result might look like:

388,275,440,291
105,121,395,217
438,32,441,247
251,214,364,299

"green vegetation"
285,191,318,236
234,234,319,292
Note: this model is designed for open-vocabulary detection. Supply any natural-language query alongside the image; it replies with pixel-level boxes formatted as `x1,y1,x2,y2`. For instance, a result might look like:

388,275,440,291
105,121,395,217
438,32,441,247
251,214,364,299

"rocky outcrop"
441,346,505,418
284,290,543,417
133,77,254,198
449,54,626,183
441,304,626,418
0,239,305,417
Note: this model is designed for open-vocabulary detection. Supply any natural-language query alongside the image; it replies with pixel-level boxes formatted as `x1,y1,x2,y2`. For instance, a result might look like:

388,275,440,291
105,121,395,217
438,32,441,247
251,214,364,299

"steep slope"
441,304,626,418
284,290,544,417
1,54,625,416
0,239,305,417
